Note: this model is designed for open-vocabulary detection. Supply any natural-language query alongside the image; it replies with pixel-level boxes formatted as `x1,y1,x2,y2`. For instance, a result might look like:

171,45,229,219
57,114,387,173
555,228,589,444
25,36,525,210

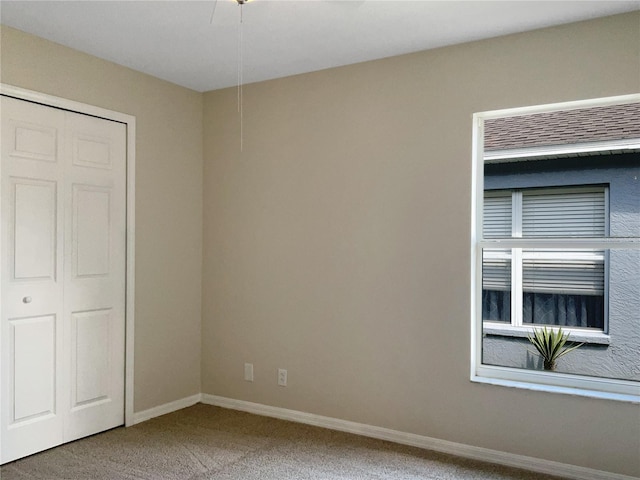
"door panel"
74,186,111,277
64,107,126,443
1,96,66,463
11,122,58,163
10,315,56,422
74,134,112,169
1,95,126,463
71,309,111,407
12,179,57,280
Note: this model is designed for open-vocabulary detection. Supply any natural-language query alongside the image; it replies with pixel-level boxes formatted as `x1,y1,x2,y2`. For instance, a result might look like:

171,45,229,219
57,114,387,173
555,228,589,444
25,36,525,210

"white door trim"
0,84,136,431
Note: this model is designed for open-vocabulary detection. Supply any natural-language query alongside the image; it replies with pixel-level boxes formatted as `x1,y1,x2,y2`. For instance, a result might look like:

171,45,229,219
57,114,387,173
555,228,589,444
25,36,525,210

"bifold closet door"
1,96,126,463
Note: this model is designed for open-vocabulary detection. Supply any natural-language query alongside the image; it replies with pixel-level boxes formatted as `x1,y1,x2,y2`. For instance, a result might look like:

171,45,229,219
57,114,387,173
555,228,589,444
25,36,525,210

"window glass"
482,188,607,331
481,248,638,382
475,97,640,395
522,248,604,328
482,249,511,323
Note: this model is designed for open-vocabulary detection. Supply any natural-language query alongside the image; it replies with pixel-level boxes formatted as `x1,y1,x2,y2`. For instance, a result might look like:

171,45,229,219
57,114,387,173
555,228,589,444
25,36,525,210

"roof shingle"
484,103,640,151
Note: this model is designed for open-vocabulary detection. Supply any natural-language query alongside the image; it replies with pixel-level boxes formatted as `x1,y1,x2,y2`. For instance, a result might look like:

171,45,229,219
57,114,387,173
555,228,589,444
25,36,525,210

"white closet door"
0,96,126,463
1,97,67,462
64,109,126,442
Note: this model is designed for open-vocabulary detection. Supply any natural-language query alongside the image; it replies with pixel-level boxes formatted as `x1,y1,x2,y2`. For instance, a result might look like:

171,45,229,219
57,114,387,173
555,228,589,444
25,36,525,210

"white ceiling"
1,1,639,92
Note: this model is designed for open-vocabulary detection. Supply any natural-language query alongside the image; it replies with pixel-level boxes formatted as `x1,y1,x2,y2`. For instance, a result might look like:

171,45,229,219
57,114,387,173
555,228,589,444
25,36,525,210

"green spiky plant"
527,326,584,371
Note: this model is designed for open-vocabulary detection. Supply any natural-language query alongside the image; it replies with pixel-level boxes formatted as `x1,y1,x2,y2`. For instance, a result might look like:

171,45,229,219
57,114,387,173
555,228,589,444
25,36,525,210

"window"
471,95,640,402
483,186,606,330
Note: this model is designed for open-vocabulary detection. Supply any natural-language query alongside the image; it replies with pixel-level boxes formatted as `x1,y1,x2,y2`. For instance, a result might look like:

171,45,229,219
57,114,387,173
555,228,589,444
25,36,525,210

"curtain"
523,292,604,328
482,290,511,322
483,290,604,328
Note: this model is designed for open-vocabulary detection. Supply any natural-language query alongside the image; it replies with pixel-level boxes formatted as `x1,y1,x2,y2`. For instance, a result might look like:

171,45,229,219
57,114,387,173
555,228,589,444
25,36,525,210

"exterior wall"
0,25,204,412
202,12,640,477
483,155,640,380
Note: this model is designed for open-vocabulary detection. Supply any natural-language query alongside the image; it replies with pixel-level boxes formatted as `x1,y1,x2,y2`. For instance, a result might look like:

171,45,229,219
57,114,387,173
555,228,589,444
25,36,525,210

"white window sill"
472,365,640,404
483,322,610,345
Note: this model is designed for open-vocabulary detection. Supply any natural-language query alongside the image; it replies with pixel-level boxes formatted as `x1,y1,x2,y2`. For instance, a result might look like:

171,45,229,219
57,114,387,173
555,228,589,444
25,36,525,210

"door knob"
22,296,32,304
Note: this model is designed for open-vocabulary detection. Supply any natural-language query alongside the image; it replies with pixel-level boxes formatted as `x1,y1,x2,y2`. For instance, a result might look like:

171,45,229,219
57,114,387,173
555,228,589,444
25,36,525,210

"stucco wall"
483,155,640,380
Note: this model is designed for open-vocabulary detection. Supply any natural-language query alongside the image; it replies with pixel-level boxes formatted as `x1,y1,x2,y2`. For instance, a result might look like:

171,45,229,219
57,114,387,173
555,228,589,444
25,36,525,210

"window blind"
483,194,512,293
523,257,605,295
482,258,511,291
483,193,512,238
482,187,607,297
522,189,606,237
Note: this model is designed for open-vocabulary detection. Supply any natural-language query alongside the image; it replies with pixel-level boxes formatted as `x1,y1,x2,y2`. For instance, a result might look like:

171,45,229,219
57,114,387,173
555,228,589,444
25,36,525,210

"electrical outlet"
244,363,254,382
278,368,287,387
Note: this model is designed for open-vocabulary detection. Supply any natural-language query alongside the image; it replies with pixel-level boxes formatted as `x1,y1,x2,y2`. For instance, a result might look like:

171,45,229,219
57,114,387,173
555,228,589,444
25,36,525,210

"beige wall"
202,12,640,477
1,25,204,412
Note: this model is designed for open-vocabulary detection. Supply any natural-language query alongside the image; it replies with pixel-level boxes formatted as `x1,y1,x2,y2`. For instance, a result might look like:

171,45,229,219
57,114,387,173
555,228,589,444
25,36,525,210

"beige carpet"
1,404,566,480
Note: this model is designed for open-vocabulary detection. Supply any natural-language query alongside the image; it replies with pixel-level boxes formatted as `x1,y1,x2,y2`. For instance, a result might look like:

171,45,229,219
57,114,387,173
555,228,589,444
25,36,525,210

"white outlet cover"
244,363,254,382
278,369,287,387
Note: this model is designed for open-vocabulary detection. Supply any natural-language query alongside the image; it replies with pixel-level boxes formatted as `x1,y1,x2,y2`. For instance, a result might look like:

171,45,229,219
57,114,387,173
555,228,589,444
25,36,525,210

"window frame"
470,94,640,403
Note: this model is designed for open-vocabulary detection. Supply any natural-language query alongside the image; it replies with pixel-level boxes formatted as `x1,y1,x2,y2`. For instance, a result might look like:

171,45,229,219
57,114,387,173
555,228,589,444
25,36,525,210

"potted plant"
527,326,584,371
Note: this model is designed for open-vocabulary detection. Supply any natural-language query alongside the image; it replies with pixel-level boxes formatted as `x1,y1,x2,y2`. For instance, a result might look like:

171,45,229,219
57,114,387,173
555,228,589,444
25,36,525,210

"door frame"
0,84,136,438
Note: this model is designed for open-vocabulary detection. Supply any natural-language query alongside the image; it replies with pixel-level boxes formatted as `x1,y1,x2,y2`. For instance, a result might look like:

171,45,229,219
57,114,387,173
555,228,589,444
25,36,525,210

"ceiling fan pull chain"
239,3,244,152
237,5,241,114
209,0,218,24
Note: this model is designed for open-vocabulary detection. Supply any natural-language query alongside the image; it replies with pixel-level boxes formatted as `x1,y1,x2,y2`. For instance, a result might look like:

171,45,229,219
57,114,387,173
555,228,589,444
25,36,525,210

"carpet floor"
1,404,567,480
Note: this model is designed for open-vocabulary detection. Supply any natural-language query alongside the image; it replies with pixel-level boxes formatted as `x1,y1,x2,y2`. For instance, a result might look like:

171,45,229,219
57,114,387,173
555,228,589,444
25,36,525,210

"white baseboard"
201,394,637,480
132,393,202,425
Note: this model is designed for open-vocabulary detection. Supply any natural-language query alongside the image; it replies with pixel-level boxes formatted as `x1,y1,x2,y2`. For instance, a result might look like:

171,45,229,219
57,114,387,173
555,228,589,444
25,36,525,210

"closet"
1,95,127,463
